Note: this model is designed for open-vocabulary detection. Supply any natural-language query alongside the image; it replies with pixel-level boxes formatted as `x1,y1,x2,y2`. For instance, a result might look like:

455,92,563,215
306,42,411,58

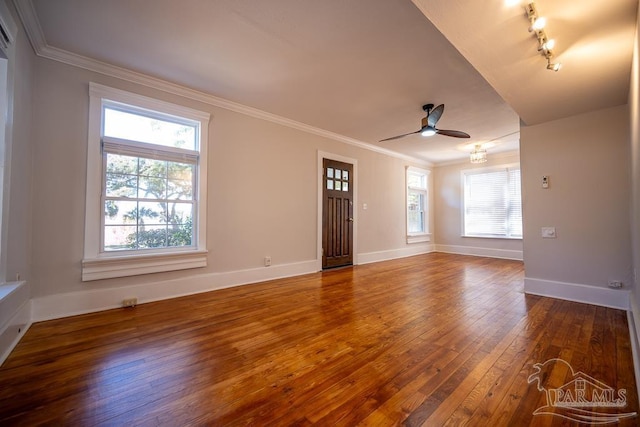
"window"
406,166,430,243
83,83,210,281
102,106,197,251
0,4,17,284
462,164,522,239
326,166,350,192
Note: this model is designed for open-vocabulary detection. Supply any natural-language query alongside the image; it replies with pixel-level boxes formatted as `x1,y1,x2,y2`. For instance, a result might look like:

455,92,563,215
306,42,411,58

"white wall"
27,55,433,319
0,0,35,363
521,105,632,308
629,0,640,350
433,151,523,260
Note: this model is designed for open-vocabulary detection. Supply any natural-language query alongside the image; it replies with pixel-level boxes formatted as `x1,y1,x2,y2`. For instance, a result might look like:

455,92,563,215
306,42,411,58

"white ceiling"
17,0,638,164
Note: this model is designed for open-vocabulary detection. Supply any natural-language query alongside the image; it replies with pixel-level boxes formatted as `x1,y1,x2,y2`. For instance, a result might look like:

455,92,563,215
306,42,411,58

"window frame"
406,166,431,244
0,4,15,284
461,163,522,240
83,83,210,281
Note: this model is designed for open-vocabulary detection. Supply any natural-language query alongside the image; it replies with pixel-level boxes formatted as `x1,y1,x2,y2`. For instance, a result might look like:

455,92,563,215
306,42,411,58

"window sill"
82,249,208,281
462,235,522,240
407,234,431,244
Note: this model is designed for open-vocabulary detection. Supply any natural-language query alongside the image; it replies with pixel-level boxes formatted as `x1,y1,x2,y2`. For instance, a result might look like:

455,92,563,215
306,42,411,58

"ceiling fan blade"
379,129,421,142
427,104,445,127
436,129,470,138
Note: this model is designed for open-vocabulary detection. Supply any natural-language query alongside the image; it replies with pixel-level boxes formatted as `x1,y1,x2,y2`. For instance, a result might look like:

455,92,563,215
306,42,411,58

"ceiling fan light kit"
526,2,561,72
421,127,436,137
379,103,470,142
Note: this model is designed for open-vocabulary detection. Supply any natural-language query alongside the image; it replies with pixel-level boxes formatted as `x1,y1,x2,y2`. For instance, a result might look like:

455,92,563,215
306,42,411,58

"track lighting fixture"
525,2,561,72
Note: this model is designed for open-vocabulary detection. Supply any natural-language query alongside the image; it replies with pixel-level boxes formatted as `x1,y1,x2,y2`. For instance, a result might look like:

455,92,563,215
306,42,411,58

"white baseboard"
33,245,442,321
434,244,523,261
627,299,640,406
32,259,319,322
0,282,32,366
524,277,630,310
357,243,435,265
32,243,441,322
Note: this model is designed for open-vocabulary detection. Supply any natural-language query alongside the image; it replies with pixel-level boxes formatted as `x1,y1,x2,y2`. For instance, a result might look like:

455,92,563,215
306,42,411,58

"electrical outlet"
608,280,623,289
541,227,556,238
264,256,271,267
122,297,138,307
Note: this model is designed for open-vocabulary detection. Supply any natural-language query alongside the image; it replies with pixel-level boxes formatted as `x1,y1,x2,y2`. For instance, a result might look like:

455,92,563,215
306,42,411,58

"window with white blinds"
462,165,522,238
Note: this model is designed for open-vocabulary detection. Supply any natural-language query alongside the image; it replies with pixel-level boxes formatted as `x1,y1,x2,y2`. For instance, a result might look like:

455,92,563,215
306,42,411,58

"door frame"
317,151,358,271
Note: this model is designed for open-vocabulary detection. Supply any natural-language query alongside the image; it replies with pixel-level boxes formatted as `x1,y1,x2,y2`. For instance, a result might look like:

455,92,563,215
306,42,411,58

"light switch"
541,227,556,238
363,203,368,210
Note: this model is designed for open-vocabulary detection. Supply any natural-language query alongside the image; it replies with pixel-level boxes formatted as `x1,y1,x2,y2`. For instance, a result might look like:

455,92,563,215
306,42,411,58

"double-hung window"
406,166,430,243
0,4,15,283
83,83,210,281
462,164,522,239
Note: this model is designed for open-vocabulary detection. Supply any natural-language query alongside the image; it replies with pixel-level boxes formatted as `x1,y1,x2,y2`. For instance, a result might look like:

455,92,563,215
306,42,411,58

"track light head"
531,16,546,31
543,38,555,51
547,61,562,72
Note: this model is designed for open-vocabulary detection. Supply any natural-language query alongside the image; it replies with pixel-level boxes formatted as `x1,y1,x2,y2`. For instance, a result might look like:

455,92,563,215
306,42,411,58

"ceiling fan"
379,104,470,142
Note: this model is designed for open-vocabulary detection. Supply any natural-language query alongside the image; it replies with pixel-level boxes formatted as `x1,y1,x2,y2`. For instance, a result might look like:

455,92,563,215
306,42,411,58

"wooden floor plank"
0,253,636,426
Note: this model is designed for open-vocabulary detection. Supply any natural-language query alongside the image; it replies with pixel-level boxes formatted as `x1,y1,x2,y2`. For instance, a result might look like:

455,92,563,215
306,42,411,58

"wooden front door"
322,159,354,269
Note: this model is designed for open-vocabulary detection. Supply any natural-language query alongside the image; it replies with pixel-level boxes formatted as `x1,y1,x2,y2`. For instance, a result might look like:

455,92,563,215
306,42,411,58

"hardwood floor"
0,253,637,426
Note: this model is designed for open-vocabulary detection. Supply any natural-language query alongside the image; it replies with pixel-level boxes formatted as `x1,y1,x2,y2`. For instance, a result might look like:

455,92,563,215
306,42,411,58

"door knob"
347,217,354,222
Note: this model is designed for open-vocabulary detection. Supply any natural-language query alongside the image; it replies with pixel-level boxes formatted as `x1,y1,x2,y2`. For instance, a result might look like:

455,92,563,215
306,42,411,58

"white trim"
90,83,211,122
406,166,430,243
460,162,520,177
358,243,435,265
11,0,430,167
407,234,431,244
435,244,523,261
33,259,318,322
317,151,358,270
11,0,44,52
0,281,31,366
84,83,209,280
628,298,640,403
0,3,17,284
82,250,208,281
524,277,630,310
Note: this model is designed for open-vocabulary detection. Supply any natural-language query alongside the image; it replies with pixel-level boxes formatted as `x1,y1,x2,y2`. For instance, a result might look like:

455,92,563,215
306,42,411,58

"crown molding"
12,0,44,53
12,0,431,167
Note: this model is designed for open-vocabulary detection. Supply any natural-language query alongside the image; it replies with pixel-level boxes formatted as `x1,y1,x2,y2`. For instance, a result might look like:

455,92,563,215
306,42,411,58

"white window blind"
463,166,522,238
